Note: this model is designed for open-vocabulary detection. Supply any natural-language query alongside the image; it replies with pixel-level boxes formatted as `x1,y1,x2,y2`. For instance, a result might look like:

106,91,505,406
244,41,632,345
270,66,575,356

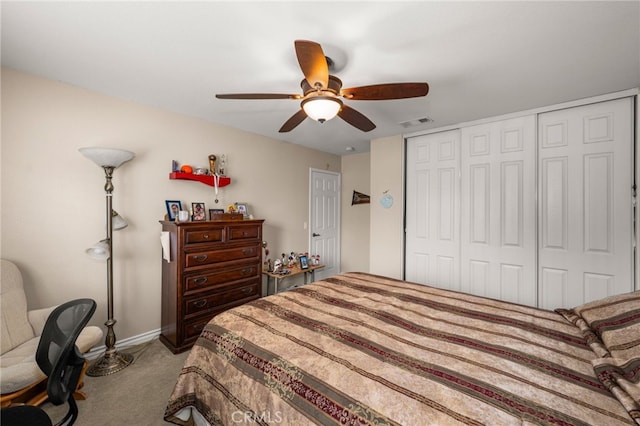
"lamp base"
86,349,134,377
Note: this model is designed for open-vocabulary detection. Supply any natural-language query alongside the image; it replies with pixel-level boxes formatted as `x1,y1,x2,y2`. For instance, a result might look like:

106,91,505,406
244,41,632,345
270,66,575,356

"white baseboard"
85,328,161,360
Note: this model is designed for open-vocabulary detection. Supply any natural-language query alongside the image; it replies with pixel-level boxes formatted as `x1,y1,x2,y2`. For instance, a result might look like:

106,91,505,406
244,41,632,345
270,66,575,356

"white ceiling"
2,1,639,156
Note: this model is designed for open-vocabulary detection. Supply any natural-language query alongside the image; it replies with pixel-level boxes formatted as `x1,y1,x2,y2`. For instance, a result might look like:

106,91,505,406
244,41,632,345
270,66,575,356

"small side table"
263,264,325,295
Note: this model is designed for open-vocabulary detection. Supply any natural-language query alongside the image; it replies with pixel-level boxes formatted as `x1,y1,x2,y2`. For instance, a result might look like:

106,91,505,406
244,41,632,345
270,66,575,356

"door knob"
312,233,321,237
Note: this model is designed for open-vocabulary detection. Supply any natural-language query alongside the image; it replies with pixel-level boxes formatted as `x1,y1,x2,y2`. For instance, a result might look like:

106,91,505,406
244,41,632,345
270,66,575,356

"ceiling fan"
215,40,429,133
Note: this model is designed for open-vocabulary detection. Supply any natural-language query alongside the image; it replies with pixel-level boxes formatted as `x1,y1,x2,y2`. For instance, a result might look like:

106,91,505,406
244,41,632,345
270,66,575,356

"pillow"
558,291,640,421
572,291,640,361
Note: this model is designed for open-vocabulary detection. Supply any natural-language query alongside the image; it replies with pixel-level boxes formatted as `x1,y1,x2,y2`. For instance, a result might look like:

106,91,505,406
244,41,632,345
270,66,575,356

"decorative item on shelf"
180,165,193,174
219,154,227,176
208,154,216,174
165,200,182,222
192,202,206,221
79,146,134,376
227,204,237,213
299,254,309,269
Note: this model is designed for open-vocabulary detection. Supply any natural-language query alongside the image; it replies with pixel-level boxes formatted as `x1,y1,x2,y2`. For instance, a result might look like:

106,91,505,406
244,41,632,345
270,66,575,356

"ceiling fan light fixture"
302,96,342,123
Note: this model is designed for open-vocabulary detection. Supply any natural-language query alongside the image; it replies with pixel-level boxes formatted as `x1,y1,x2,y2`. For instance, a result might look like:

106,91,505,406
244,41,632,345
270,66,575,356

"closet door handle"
312,233,321,237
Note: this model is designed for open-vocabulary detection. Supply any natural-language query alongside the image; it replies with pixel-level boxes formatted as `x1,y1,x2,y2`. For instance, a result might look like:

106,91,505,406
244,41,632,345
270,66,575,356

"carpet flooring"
42,338,189,426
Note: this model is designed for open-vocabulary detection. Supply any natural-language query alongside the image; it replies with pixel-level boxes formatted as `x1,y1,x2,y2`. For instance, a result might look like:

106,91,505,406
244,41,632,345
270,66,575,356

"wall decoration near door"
351,190,370,205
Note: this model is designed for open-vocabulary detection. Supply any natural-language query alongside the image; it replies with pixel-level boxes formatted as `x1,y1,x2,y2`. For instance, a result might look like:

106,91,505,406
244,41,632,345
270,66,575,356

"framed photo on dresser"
192,202,206,221
165,200,182,221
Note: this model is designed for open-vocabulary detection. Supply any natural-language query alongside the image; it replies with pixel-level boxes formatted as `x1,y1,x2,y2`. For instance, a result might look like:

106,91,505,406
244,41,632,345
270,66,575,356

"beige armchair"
0,259,103,407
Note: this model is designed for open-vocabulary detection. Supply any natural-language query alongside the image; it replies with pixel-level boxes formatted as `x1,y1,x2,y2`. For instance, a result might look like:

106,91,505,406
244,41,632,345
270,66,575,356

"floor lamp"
80,147,135,376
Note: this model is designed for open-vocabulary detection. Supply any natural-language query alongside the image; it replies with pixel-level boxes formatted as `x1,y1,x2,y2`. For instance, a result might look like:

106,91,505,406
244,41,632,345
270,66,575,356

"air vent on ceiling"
399,116,434,128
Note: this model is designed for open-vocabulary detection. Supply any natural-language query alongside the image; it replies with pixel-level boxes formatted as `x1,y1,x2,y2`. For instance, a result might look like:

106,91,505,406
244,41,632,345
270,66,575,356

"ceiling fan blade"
338,105,376,132
294,40,329,90
341,83,429,100
279,109,308,133
216,93,300,100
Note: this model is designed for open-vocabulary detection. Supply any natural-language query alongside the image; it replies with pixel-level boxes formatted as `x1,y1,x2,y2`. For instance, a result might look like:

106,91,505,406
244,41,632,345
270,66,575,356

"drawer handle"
192,299,208,308
193,323,205,332
242,248,253,255
193,255,208,262
193,277,207,285
242,268,252,275
203,234,210,239
241,287,252,294
243,231,248,236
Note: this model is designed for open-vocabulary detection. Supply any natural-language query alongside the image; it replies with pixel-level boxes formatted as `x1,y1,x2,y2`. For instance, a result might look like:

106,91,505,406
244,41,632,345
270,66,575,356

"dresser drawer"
185,263,259,292
183,315,210,341
182,292,258,342
185,245,259,268
184,282,260,316
184,227,224,244
228,224,261,241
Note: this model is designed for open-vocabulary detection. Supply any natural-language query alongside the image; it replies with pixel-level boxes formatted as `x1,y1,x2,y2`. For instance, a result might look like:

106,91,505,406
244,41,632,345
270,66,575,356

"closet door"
405,130,461,291
460,116,537,305
538,97,634,309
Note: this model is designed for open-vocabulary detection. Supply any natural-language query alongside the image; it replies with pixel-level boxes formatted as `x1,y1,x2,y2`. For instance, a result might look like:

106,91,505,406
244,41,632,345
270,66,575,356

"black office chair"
0,298,97,426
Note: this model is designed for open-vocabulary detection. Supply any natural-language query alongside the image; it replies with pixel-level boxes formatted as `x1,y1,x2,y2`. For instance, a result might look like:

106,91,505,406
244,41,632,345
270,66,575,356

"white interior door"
538,97,634,308
460,116,537,305
405,130,461,291
309,169,340,280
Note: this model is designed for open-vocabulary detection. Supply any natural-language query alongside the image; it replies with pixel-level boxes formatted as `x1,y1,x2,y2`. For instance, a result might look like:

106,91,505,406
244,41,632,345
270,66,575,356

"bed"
164,272,639,425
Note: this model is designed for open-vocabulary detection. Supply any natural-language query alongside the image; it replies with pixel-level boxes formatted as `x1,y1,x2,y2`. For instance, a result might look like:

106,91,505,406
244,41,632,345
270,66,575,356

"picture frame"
235,202,249,218
299,255,309,270
209,208,224,220
165,200,182,221
192,202,207,221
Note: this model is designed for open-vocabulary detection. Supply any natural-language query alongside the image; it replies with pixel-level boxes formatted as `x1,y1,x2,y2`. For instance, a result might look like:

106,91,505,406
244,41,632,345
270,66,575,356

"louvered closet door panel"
538,97,634,309
405,130,461,291
460,116,537,305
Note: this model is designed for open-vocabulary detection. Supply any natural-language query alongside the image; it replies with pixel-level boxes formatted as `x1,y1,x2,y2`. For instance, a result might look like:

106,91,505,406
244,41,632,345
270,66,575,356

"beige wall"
369,135,404,279
0,68,341,340
340,152,370,273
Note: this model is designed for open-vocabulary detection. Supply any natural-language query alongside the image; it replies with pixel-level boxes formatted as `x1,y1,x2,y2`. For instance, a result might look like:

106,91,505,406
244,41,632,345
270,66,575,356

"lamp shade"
79,147,135,168
85,239,110,260
112,210,129,230
302,97,342,123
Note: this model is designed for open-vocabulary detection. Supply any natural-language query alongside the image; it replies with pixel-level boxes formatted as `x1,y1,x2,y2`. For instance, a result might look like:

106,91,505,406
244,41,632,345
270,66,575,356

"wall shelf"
169,172,231,187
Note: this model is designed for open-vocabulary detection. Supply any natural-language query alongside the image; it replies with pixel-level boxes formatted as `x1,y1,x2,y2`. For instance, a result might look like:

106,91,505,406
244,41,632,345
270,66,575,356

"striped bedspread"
165,272,636,425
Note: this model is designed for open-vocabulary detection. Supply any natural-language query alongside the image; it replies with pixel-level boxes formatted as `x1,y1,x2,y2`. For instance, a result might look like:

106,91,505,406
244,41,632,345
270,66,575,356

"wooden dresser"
159,219,264,353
